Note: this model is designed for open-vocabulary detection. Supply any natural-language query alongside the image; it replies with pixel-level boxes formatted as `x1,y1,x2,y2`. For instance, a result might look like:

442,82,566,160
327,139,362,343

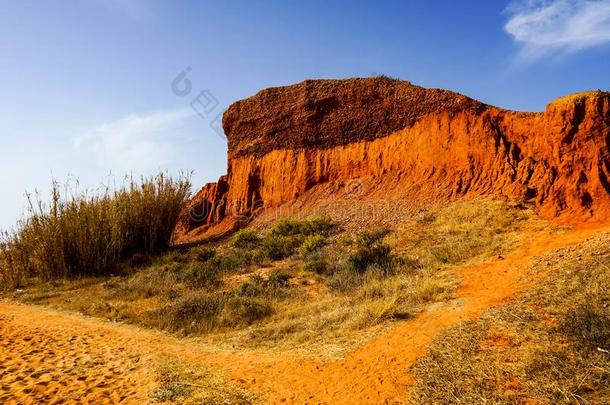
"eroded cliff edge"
171,77,610,245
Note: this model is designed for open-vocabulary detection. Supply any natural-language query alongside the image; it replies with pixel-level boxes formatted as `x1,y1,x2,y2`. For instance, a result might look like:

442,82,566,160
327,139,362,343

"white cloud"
73,108,192,173
505,0,610,59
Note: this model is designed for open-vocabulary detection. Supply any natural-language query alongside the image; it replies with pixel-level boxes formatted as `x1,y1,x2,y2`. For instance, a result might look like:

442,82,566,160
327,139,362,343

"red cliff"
171,77,610,245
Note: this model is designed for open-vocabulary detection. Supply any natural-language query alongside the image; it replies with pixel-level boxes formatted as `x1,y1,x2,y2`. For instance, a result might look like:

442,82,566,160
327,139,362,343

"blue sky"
1,0,610,229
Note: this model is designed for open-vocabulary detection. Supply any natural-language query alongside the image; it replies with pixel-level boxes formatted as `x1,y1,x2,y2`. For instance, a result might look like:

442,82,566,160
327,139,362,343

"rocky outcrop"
171,78,610,245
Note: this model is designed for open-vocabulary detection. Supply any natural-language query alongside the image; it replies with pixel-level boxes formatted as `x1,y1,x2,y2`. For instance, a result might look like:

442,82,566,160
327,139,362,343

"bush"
354,228,391,248
0,173,191,288
348,245,392,273
237,282,262,297
222,296,273,326
299,234,327,256
267,270,291,288
258,235,295,260
299,215,335,235
155,292,225,334
348,229,393,274
559,302,610,349
152,291,273,334
231,229,260,248
181,262,222,289
216,250,257,273
271,215,334,237
192,246,216,262
303,253,329,274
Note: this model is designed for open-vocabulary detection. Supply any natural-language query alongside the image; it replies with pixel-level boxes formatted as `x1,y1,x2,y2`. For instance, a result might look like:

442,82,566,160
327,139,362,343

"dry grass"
5,198,544,358
394,198,542,267
150,359,259,404
0,173,191,288
409,234,610,404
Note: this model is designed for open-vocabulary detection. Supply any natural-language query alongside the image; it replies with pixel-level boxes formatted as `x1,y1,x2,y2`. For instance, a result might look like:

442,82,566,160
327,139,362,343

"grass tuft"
348,228,394,274
150,360,259,404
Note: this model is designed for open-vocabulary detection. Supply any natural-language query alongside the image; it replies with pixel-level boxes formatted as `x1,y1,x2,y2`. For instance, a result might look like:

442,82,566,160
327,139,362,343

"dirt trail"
0,226,602,404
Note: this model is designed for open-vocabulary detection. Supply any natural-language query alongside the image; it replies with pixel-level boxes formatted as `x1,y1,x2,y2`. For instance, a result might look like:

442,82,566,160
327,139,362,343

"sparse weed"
395,199,539,267
150,360,259,404
559,301,610,350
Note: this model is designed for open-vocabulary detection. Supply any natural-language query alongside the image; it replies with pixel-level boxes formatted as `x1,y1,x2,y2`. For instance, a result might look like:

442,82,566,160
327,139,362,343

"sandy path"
0,303,167,404
0,226,602,404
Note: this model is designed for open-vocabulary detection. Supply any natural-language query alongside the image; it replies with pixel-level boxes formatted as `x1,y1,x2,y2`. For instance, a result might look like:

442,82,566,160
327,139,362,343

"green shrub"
192,245,216,262
303,253,329,274
299,215,335,235
267,270,291,288
348,229,394,273
155,292,225,334
271,215,334,237
237,282,261,297
231,229,260,248
181,262,222,289
214,250,255,273
222,296,273,326
354,228,391,248
0,173,191,288
235,271,291,298
299,234,327,256
348,244,392,273
270,219,302,236
258,235,295,260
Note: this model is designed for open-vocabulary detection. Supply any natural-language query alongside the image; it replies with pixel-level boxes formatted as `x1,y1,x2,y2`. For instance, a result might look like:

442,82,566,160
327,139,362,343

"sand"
0,225,603,404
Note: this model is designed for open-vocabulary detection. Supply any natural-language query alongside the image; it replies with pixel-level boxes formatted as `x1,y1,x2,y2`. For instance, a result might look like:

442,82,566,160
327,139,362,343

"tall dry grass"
0,173,191,288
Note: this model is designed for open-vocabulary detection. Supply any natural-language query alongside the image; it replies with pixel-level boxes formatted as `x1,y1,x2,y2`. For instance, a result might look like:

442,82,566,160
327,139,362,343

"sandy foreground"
0,225,602,404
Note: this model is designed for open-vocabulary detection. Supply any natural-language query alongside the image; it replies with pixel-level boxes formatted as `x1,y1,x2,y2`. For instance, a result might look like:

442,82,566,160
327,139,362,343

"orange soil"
0,225,603,404
173,79,610,245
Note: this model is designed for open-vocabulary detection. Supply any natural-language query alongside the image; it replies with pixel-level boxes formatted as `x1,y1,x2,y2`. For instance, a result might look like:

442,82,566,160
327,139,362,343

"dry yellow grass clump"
150,360,260,404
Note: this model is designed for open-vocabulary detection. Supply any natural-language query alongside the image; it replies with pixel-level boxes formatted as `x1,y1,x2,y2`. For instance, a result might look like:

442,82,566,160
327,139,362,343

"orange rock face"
171,78,610,245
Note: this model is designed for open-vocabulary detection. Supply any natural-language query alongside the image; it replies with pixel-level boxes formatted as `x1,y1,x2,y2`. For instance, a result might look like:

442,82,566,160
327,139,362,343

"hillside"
172,77,610,245
1,78,609,404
